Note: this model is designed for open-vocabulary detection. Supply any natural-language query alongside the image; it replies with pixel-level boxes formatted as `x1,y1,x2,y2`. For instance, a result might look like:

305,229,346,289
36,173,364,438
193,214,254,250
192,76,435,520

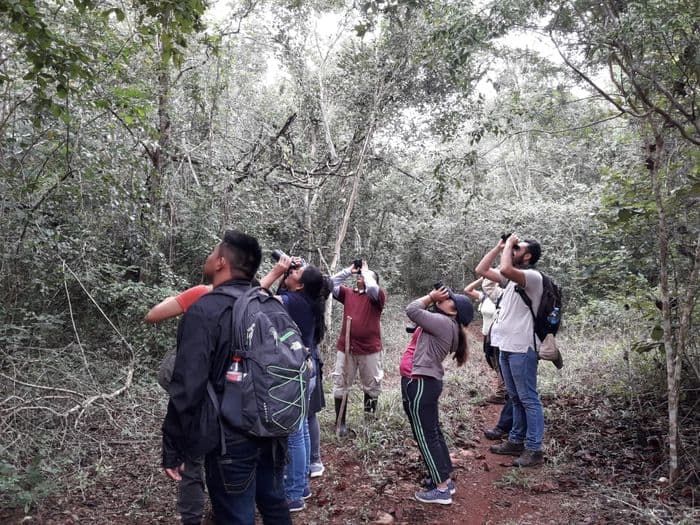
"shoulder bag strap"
206,380,227,455
514,277,539,352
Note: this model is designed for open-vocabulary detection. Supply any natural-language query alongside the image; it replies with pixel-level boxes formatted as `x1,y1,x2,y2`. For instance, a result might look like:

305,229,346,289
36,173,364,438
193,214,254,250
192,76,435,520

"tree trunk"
149,12,172,216
318,73,338,163
647,125,681,483
678,235,700,382
324,124,375,328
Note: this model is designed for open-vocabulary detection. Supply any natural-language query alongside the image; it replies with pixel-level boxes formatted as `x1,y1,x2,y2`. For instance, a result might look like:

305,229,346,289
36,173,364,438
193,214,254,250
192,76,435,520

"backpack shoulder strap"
493,290,504,310
513,272,541,350
514,280,536,321
206,380,227,455
229,286,270,359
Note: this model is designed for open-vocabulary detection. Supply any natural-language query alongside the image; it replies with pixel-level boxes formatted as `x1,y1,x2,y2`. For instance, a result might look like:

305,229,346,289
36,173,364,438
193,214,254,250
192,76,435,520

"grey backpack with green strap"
214,285,311,438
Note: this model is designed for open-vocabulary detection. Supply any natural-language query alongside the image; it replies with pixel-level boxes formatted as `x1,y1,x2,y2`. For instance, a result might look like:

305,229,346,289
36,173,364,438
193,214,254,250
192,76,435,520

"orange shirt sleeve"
174,285,210,312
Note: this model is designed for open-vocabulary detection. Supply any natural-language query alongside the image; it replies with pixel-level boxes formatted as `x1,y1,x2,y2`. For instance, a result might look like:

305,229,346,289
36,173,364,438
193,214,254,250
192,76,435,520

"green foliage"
590,131,698,343
0,455,56,512
495,467,531,489
0,0,698,515
0,0,95,92
134,0,207,67
548,0,699,145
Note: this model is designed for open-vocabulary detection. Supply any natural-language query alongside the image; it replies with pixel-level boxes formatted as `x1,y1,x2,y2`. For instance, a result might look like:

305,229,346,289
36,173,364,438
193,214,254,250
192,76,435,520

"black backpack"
515,272,562,342
211,285,311,440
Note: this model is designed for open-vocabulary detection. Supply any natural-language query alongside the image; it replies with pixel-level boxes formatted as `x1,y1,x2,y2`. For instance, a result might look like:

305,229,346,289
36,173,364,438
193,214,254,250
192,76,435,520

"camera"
433,280,444,290
501,232,512,243
271,249,304,269
353,259,363,270
271,249,287,262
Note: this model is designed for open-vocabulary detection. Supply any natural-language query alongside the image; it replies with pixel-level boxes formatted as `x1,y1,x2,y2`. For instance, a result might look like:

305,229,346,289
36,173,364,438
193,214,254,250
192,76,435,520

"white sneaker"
309,462,325,478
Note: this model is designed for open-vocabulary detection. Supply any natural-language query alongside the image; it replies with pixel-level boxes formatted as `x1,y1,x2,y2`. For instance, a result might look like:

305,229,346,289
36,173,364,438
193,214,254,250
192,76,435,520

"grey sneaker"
421,478,456,495
414,487,452,505
513,449,544,467
302,485,312,499
489,440,525,456
309,462,325,478
288,498,305,512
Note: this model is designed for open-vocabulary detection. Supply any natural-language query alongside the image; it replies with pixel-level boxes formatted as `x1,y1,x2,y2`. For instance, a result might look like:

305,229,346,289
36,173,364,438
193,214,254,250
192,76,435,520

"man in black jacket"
162,230,291,525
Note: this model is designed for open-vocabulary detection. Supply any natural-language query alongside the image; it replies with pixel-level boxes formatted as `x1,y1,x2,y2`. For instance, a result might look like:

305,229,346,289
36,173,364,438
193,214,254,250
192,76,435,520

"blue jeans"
496,397,513,433
499,348,544,451
285,374,314,500
308,356,324,465
205,436,291,525
285,420,309,500
303,413,311,478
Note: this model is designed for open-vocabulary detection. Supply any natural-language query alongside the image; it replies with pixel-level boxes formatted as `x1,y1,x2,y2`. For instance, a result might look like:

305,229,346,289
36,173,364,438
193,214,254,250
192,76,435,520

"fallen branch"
59,260,135,425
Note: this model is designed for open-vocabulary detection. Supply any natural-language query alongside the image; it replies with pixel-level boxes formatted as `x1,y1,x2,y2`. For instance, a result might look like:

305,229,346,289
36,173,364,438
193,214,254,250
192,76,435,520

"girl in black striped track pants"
399,285,473,505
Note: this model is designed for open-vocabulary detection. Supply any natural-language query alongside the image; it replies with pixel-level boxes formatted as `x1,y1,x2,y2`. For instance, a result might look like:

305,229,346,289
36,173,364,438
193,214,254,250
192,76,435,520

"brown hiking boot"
513,449,544,467
483,427,508,440
485,394,506,404
489,441,525,456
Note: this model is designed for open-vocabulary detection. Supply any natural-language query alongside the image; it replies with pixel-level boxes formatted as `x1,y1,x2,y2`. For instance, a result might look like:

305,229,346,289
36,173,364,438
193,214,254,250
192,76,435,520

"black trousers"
401,376,452,484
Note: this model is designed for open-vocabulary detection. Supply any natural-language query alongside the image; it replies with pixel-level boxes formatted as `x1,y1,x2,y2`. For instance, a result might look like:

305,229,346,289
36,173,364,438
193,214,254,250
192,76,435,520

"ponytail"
300,266,332,345
452,325,469,366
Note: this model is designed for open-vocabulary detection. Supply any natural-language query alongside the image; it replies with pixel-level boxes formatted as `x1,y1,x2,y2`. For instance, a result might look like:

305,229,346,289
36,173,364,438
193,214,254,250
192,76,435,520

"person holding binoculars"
399,283,473,505
475,234,546,468
330,259,386,437
261,251,331,512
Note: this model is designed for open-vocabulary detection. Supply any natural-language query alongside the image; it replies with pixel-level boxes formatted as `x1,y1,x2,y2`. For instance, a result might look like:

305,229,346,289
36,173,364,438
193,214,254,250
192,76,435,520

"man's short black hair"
523,239,541,266
220,230,262,279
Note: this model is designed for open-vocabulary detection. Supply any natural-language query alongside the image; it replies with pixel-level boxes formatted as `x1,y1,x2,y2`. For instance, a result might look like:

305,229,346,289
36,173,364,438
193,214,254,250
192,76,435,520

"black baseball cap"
448,291,474,326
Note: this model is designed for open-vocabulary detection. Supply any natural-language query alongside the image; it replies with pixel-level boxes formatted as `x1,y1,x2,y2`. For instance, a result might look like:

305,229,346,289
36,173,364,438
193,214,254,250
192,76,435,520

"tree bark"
324,124,375,328
149,12,172,215
678,234,700,382
647,125,680,483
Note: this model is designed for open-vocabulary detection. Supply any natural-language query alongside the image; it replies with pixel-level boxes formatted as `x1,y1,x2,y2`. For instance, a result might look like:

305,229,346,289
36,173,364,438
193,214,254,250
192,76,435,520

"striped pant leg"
402,376,452,484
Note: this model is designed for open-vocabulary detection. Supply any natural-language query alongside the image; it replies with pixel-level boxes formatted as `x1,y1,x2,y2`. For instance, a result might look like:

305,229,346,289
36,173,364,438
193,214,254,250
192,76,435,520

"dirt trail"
301,398,571,525
452,402,560,525
297,322,573,524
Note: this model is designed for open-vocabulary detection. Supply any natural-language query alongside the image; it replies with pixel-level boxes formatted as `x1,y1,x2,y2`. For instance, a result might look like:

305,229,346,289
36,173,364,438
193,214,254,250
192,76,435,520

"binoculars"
271,249,305,269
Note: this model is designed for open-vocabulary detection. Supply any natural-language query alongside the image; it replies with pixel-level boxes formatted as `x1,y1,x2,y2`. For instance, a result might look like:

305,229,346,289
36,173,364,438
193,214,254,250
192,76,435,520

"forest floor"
2,400,574,525
295,400,577,525
2,317,697,524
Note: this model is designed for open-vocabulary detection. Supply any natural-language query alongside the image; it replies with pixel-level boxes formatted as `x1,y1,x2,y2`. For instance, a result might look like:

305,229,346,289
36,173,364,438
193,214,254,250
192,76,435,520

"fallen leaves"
373,510,395,524
532,480,559,493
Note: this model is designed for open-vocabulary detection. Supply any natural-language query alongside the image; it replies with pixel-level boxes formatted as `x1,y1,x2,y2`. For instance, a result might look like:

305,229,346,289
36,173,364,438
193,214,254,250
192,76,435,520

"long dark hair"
452,326,469,366
300,265,331,345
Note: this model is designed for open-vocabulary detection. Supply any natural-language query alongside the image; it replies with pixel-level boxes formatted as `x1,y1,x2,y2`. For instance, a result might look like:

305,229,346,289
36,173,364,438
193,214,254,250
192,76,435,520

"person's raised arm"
145,296,183,323
145,284,212,323
463,277,483,301
260,254,292,289
330,264,354,298
475,240,506,284
499,234,527,287
361,261,380,302
406,287,452,337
